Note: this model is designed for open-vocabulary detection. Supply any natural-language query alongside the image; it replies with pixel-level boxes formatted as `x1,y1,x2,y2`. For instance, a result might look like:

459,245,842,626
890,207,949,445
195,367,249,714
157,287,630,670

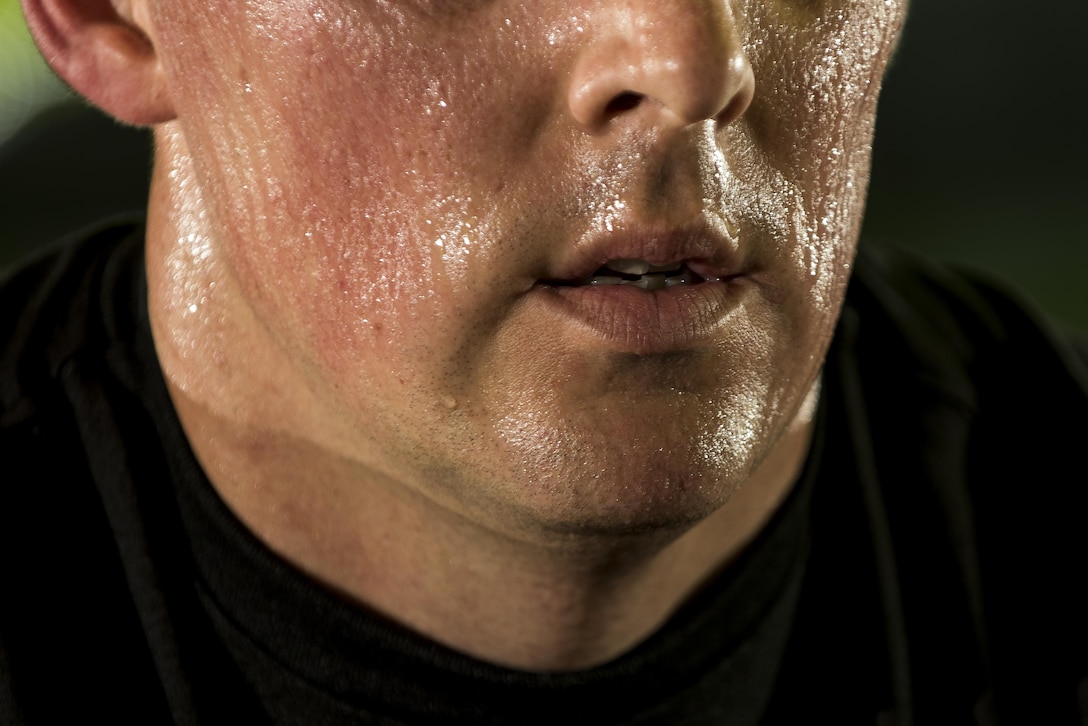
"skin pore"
121,0,906,670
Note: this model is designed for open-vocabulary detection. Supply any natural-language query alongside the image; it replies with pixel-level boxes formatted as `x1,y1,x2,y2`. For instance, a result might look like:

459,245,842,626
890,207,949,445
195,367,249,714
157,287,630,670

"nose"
567,0,755,131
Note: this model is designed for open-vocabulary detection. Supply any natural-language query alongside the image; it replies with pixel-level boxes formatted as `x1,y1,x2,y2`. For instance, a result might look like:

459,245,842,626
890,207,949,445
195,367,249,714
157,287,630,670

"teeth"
632,273,668,291
587,268,695,288
589,275,624,286
604,259,683,275
606,259,650,275
665,269,694,287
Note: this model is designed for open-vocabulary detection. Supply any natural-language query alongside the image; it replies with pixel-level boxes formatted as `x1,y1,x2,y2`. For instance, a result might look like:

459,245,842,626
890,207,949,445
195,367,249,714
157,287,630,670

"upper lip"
543,216,744,284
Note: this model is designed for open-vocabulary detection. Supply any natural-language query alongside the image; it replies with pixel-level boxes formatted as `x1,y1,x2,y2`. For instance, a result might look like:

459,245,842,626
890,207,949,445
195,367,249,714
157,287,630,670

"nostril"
604,92,643,117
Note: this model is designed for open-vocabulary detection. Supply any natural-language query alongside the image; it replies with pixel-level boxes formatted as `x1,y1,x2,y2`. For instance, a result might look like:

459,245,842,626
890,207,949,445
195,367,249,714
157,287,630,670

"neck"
162,378,814,671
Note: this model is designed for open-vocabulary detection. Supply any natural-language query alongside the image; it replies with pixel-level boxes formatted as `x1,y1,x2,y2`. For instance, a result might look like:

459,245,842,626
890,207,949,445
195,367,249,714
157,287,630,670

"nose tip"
568,1,755,131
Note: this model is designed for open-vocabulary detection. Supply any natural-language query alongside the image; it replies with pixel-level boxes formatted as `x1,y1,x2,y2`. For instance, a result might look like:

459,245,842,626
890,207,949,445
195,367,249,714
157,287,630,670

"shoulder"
845,242,1088,427
1,216,151,504
844,242,1088,717
0,221,184,722
846,241,1088,542
851,241,1086,379
1,221,145,483
0,215,150,532
1,219,147,421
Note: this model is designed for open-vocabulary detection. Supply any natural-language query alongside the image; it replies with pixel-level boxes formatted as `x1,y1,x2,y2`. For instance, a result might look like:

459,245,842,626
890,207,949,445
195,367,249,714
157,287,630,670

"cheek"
741,0,905,199
155,3,510,380
732,0,905,318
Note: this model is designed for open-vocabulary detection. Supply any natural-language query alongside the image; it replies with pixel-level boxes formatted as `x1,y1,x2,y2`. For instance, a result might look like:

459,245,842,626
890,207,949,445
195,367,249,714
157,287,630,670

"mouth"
541,215,744,289
524,220,750,353
533,259,748,354
544,259,719,291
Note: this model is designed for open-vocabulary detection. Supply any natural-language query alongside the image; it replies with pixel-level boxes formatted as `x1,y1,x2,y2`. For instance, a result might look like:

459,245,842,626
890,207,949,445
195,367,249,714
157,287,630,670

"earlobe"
20,0,175,125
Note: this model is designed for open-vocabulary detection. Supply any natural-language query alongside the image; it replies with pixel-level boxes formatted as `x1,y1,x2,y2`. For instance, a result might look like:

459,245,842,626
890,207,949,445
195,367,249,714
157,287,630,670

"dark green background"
3,0,1086,329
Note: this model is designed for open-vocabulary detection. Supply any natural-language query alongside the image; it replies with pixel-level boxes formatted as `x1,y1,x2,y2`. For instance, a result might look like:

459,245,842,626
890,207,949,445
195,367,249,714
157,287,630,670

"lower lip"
534,277,748,354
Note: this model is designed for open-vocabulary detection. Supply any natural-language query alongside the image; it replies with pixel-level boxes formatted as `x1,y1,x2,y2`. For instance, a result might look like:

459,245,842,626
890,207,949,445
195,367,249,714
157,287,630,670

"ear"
20,0,175,125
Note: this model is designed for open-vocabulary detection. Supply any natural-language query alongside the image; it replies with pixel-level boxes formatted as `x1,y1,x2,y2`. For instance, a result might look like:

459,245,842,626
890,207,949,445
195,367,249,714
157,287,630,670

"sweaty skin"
132,0,908,669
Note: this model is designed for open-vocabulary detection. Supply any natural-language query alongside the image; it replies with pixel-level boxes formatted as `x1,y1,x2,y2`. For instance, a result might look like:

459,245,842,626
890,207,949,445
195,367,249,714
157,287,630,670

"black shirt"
2,223,1086,724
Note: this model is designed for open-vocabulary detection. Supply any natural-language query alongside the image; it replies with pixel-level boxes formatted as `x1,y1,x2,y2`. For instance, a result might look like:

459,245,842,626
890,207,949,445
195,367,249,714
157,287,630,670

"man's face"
149,0,905,535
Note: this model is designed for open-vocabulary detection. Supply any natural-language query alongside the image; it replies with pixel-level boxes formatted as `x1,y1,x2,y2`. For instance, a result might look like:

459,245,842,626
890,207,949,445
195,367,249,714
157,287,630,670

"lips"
545,218,741,283
532,220,749,354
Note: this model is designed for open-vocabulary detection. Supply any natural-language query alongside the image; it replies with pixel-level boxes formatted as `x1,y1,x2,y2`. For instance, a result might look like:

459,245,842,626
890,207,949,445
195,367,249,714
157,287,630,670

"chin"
465,415,762,541
533,474,738,540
